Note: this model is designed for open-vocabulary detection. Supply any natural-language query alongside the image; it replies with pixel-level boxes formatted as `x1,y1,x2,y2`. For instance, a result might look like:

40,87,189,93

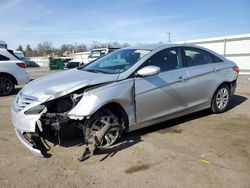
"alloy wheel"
216,88,229,110
91,115,120,148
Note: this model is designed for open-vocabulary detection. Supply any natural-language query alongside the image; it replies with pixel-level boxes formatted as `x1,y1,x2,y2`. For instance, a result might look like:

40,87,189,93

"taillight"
16,63,26,68
232,66,240,73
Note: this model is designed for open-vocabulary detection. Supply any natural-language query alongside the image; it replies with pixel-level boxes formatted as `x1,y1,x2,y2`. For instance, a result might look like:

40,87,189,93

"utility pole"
75,42,77,53
167,32,171,43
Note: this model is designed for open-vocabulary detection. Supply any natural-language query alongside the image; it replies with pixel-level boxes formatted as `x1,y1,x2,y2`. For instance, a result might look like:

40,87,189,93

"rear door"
181,47,218,108
0,53,11,71
135,48,189,124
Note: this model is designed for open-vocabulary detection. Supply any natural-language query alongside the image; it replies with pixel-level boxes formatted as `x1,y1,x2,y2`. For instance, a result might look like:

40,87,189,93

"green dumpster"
49,58,65,70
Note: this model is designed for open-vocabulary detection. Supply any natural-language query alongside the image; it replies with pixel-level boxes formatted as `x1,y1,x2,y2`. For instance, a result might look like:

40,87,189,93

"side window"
0,54,10,61
67,62,79,68
143,48,181,72
183,48,212,67
210,53,223,63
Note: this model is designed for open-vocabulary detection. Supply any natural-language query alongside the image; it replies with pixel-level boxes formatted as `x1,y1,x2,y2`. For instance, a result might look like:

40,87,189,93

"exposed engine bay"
39,92,84,137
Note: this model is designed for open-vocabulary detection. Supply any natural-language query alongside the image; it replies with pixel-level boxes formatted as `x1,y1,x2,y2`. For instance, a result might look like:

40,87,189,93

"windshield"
82,49,151,74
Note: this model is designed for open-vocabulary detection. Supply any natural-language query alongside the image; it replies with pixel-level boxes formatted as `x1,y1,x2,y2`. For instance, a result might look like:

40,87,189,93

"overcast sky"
0,0,250,49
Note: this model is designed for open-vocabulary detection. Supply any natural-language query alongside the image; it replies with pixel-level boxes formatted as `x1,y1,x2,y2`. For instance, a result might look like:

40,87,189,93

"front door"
135,48,189,124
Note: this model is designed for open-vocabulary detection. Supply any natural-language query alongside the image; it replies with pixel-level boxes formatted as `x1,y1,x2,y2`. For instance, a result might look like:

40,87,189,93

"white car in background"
0,48,30,96
88,48,119,63
65,59,85,69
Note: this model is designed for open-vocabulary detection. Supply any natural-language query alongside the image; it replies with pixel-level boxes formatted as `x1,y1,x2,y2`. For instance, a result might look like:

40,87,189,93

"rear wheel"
211,84,230,113
0,75,15,96
84,109,123,149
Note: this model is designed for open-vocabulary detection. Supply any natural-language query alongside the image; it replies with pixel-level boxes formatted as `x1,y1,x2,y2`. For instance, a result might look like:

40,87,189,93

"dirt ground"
0,68,250,188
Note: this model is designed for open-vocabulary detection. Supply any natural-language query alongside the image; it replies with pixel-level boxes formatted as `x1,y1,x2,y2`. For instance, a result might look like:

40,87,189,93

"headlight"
24,105,45,115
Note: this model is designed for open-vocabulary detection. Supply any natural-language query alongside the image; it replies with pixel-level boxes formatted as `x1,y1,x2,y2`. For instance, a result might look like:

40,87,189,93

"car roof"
69,59,82,62
125,43,200,51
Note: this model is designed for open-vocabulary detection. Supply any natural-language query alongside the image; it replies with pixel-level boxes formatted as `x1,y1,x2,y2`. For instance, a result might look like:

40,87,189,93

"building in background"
71,51,90,61
179,33,250,74
30,56,50,68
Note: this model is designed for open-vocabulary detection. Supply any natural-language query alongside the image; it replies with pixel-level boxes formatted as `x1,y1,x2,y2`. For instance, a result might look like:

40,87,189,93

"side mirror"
136,66,160,77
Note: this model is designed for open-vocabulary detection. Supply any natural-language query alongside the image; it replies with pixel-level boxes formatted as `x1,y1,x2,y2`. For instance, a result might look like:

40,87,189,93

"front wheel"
211,85,230,113
84,109,123,149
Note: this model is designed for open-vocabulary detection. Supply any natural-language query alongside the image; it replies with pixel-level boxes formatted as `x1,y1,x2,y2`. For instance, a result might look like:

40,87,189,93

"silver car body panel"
135,68,189,123
68,79,135,125
21,68,119,101
11,44,238,152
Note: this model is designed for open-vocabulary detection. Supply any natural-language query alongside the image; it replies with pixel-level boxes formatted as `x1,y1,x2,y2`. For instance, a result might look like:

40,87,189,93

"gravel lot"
0,68,250,188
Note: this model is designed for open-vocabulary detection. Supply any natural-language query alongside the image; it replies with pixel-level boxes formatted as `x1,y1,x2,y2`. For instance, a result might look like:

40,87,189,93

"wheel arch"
93,102,129,131
211,81,231,105
0,72,18,85
212,80,235,98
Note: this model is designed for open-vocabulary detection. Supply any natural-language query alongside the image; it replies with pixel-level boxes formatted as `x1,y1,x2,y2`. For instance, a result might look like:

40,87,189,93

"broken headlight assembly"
34,90,85,140
24,104,45,115
45,92,83,113
24,89,84,116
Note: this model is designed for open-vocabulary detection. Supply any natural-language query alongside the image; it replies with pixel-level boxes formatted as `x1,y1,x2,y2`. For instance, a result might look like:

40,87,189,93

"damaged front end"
12,76,133,160
12,88,87,157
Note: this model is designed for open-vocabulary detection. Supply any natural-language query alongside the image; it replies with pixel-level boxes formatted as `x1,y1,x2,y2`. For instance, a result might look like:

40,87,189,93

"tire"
211,84,230,113
0,75,15,96
84,109,123,149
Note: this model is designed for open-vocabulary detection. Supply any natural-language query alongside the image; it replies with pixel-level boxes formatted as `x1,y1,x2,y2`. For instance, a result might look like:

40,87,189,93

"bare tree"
59,44,74,56
16,40,130,57
91,41,130,49
76,44,87,52
37,41,53,56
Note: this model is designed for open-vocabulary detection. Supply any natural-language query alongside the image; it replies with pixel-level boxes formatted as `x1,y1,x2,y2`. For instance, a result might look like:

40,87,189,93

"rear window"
0,54,10,61
183,49,212,67
182,47,223,67
210,53,223,63
8,49,21,60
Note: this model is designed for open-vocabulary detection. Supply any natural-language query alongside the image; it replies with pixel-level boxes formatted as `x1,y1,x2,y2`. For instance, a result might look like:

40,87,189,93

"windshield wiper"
84,69,109,74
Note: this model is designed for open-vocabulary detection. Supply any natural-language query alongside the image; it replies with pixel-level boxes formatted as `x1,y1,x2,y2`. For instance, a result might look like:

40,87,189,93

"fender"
68,78,136,127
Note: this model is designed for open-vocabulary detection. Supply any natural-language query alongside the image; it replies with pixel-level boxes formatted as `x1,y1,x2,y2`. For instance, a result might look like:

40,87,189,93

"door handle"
178,76,187,82
213,67,218,72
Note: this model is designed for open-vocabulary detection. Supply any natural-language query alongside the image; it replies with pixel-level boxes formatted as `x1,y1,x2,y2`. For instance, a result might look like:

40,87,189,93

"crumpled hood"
21,69,119,101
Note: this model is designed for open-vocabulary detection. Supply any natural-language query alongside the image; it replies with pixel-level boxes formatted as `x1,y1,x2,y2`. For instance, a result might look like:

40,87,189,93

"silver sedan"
11,44,239,158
